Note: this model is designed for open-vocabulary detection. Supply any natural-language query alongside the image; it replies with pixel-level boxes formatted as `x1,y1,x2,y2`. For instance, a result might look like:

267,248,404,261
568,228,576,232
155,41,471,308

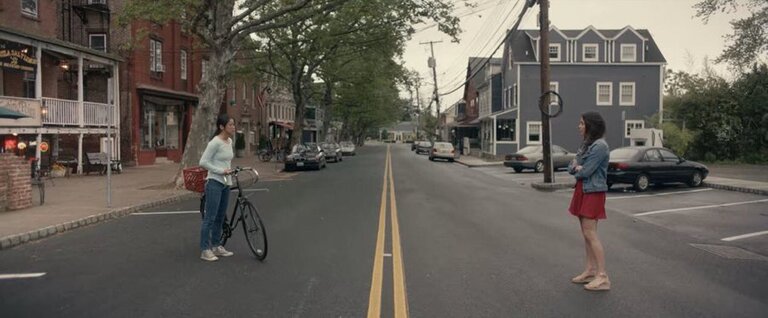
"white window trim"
549,81,559,105
620,44,637,62
180,50,188,80
548,43,561,62
619,82,636,106
625,120,645,138
513,83,518,107
149,40,156,72
527,121,542,144
21,0,38,17
582,43,599,62
88,34,107,52
596,82,613,106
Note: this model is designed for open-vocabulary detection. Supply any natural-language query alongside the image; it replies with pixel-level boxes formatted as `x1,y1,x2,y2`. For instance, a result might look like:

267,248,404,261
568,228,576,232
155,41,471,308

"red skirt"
569,180,607,219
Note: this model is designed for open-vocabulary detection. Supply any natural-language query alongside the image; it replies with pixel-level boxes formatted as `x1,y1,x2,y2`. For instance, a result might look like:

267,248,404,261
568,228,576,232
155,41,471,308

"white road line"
635,199,768,217
133,211,199,215
721,230,768,242
0,273,46,280
383,253,392,257
608,188,713,200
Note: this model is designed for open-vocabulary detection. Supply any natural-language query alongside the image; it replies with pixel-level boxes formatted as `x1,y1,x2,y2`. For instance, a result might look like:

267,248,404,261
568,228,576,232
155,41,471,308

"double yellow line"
367,145,409,318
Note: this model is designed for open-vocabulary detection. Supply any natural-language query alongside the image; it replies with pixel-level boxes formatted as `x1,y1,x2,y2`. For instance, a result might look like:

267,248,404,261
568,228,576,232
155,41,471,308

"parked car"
284,144,327,171
415,141,433,155
607,147,708,192
340,141,356,156
429,142,456,162
503,145,575,173
321,142,343,163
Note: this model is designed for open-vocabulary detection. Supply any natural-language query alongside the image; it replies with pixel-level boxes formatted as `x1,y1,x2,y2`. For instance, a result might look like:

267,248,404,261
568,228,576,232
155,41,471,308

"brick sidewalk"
0,156,294,250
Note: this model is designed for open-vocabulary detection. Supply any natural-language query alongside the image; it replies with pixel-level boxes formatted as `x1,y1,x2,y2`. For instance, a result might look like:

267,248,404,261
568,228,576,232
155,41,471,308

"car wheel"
513,167,523,173
429,157,434,161
534,161,544,173
607,182,613,189
634,173,650,192
689,171,703,187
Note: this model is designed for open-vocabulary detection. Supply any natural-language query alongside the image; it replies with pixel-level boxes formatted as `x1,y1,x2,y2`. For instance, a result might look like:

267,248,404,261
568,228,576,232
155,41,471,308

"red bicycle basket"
183,166,208,193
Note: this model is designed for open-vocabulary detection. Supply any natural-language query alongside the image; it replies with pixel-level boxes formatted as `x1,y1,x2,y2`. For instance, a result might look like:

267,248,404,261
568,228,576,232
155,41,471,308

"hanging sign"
0,40,37,72
40,141,49,153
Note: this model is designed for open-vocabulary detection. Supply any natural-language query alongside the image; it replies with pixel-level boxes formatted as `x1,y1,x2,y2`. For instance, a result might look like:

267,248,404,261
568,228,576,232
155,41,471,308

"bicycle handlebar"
226,166,260,183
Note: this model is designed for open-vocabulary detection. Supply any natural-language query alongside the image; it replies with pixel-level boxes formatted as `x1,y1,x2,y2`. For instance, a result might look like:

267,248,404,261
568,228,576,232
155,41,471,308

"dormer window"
620,44,637,62
548,44,561,61
583,44,599,62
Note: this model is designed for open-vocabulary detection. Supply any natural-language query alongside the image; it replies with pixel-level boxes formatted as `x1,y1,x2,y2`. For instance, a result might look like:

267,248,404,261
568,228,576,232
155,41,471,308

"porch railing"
42,97,115,127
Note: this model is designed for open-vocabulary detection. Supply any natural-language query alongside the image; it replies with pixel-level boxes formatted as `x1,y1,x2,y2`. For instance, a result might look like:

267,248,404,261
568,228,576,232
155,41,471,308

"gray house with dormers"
493,25,666,157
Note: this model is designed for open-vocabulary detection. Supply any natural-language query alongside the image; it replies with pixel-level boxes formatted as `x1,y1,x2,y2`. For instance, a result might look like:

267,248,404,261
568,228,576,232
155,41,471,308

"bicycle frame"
200,167,256,239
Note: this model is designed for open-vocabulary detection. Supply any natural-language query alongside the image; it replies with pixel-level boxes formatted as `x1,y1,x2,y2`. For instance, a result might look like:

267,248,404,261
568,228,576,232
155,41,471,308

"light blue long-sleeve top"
199,137,233,186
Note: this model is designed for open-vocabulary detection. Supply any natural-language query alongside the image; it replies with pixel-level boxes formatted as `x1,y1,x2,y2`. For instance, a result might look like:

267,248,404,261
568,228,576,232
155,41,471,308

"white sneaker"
213,246,234,257
200,249,219,261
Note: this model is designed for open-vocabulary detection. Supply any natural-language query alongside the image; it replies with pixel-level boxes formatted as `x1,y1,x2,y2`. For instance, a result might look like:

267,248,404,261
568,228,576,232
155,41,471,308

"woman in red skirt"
568,112,611,291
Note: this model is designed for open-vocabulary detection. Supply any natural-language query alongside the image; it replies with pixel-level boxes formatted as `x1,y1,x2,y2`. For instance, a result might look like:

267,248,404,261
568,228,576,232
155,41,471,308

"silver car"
503,145,575,173
340,141,356,156
429,142,456,162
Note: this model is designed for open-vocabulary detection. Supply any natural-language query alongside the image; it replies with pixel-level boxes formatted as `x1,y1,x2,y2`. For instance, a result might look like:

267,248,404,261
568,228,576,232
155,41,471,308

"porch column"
78,55,84,127
114,63,121,161
492,117,497,156
77,133,83,175
35,45,42,171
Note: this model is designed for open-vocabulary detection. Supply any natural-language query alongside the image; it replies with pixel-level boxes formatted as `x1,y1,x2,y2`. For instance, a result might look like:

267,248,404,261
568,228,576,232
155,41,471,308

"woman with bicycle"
199,114,236,261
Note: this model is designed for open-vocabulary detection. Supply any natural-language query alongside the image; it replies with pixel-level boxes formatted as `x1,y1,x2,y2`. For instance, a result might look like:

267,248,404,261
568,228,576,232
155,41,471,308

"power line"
438,1,532,97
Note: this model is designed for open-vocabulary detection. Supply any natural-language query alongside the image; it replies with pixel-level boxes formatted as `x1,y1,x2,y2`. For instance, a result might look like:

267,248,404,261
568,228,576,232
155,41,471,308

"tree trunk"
321,80,334,142
290,74,306,147
170,1,239,188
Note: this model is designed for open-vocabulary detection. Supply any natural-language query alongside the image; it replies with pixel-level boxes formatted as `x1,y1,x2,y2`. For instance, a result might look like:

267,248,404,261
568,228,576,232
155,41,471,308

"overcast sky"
401,0,748,115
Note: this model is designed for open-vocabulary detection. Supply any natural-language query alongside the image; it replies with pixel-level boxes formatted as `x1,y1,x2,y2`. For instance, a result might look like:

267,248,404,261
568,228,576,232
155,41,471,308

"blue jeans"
200,179,230,251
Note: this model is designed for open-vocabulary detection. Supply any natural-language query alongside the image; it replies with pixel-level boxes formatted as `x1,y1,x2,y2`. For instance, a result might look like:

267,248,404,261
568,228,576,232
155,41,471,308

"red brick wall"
0,0,59,39
0,153,32,211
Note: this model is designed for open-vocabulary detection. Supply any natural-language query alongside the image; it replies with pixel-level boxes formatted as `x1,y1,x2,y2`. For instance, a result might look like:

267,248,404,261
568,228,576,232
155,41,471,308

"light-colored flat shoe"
584,275,610,291
571,272,596,284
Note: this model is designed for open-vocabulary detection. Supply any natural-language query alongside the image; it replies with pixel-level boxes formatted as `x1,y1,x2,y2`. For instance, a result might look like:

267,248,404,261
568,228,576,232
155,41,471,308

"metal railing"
42,97,114,127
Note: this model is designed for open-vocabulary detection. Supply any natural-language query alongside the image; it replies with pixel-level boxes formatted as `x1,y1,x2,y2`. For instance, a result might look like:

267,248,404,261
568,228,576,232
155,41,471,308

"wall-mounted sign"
40,141,49,153
0,40,37,72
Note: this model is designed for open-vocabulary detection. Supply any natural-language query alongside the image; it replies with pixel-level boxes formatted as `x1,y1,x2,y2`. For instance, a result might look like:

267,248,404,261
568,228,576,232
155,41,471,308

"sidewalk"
454,154,503,168
0,157,293,250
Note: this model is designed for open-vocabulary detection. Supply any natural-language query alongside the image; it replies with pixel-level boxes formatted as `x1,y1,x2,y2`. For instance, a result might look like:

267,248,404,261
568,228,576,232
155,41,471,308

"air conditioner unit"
89,64,105,69
157,64,165,72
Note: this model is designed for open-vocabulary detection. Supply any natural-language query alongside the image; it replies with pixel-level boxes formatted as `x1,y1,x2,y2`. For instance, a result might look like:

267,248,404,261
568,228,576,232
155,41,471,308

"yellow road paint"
366,146,389,318
389,147,409,318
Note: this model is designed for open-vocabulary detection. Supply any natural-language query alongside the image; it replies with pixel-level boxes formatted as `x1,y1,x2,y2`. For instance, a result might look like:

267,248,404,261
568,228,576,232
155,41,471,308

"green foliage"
662,65,768,163
695,0,768,72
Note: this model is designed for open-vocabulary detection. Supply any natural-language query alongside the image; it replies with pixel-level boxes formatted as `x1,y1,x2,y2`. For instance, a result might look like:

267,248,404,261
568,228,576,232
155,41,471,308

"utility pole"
420,40,442,140
539,0,554,183
415,78,422,139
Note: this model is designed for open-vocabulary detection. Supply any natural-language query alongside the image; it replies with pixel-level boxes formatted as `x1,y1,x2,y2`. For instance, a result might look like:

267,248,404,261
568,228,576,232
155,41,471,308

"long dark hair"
578,111,606,154
212,114,231,139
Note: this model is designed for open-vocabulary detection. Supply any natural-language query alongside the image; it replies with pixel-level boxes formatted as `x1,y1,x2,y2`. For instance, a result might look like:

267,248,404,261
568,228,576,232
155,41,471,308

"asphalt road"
1,143,767,317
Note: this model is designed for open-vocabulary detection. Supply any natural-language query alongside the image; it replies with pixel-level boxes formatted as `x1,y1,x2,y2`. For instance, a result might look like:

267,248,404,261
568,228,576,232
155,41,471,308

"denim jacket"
568,138,609,193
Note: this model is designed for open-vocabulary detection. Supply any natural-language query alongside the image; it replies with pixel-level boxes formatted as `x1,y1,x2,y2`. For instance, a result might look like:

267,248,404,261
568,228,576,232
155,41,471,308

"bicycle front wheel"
241,201,268,261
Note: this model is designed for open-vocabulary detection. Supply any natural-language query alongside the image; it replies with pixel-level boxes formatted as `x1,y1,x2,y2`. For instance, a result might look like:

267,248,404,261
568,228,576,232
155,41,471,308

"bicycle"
198,167,268,261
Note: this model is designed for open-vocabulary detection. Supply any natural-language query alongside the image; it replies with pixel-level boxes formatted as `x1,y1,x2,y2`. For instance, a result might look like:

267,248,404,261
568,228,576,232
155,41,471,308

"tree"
695,0,768,71
248,0,460,147
119,0,343,186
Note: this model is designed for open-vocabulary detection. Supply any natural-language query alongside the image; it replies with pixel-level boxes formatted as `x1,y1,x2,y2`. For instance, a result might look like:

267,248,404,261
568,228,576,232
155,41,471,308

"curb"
455,160,504,168
531,181,576,192
703,182,768,196
0,192,198,251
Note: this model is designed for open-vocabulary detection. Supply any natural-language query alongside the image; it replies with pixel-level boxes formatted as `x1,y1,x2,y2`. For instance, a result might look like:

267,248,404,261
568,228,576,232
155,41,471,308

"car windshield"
291,145,305,153
518,146,541,154
610,148,641,161
320,143,334,149
341,142,353,147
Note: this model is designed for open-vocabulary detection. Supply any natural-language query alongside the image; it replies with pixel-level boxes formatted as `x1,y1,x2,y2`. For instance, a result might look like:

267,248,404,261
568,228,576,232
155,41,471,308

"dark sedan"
284,144,327,171
321,142,343,163
607,147,709,192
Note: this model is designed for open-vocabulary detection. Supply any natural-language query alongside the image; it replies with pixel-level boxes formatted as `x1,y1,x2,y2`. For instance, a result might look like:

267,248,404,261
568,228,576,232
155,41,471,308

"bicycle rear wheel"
241,201,268,260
